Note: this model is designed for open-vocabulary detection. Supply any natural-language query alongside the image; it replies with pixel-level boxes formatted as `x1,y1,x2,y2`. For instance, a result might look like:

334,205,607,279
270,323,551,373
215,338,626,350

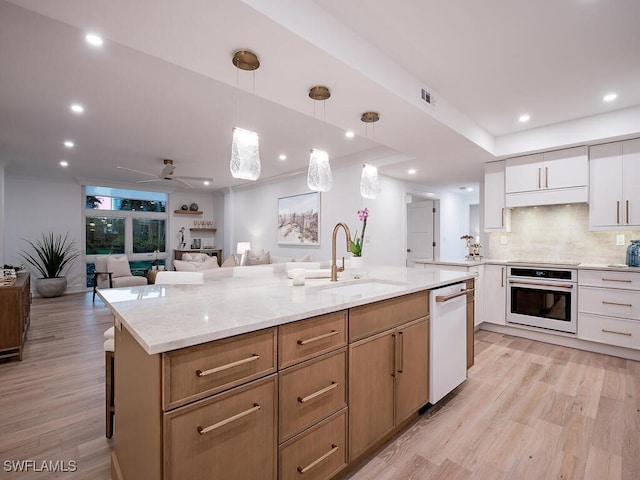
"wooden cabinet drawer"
579,286,640,320
279,409,348,480
279,349,347,442
163,328,277,410
349,291,429,342
579,270,640,290
163,374,277,480
578,314,640,350
279,311,347,369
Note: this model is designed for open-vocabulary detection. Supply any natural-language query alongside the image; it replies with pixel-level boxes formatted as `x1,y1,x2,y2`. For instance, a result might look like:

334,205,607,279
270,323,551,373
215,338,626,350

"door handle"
545,166,549,188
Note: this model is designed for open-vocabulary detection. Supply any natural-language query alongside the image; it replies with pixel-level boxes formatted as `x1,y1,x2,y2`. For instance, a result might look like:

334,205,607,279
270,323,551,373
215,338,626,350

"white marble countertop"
97,265,474,355
412,258,485,267
420,258,639,272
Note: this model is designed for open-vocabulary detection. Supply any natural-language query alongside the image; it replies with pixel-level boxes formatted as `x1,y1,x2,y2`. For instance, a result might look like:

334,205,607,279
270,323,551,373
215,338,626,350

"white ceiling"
2,0,640,195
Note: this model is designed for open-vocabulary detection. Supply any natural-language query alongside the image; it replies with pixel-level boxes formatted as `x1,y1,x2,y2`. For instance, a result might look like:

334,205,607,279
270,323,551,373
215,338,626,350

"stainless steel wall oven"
507,266,577,334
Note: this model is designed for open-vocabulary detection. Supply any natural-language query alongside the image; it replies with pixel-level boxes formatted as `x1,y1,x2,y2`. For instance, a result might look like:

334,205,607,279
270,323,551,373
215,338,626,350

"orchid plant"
350,208,369,257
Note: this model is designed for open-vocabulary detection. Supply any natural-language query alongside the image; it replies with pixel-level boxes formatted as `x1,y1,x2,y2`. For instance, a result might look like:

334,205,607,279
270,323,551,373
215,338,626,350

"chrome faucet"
331,222,352,282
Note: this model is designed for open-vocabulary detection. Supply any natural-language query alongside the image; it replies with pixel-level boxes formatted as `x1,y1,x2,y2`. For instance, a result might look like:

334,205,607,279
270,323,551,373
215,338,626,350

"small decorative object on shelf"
461,234,482,259
181,204,188,210
178,227,186,249
189,203,199,211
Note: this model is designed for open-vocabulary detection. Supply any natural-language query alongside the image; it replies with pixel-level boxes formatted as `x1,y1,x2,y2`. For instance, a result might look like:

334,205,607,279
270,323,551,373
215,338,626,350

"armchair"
92,255,148,302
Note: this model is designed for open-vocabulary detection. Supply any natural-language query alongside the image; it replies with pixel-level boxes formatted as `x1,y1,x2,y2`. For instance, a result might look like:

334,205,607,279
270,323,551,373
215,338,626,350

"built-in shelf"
174,210,203,215
189,228,216,232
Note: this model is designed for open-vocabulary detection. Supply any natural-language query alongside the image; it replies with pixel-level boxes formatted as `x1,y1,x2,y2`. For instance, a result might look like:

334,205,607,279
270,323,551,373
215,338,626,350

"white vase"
350,256,365,277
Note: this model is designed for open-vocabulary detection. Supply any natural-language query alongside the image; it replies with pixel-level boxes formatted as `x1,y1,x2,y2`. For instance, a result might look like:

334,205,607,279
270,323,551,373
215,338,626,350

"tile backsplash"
487,203,640,264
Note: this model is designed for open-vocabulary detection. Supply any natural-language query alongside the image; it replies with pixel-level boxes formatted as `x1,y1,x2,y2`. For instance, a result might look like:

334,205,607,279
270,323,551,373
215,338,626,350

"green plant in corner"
350,207,369,257
19,232,82,278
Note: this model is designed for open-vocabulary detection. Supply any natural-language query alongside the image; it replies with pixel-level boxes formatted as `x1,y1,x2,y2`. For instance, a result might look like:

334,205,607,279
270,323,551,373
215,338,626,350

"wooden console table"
0,272,31,361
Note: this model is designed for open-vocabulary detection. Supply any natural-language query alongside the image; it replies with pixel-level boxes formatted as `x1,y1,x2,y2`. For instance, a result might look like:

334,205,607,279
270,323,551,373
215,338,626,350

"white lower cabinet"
482,264,506,325
578,269,640,350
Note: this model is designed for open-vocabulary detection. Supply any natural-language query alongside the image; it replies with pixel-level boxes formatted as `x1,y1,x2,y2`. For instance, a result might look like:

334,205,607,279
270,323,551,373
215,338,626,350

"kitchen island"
99,265,475,480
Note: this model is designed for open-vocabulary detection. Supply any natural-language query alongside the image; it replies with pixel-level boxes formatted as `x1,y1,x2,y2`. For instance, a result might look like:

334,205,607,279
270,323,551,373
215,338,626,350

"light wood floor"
1,293,638,480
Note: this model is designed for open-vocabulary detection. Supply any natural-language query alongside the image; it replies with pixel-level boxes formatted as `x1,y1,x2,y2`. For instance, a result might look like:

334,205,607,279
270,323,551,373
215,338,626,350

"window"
84,186,168,287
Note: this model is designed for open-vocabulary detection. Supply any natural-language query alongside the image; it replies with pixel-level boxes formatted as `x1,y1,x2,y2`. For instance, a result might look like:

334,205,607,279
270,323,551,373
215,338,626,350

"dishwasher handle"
435,289,467,303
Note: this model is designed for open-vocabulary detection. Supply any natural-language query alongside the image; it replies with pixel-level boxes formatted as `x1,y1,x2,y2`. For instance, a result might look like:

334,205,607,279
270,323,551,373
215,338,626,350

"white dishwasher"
429,282,468,404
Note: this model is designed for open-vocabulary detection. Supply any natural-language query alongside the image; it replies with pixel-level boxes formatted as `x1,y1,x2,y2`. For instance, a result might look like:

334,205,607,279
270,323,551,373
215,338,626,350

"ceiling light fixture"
230,50,261,181
307,86,333,192
360,111,381,199
603,93,617,102
70,104,84,114
59,160,69,167
85,33,103,47
518,114,530,123
203,181,210,186
64,140,74,148
345,131,355,138
408,169,417,175
279,154,287,161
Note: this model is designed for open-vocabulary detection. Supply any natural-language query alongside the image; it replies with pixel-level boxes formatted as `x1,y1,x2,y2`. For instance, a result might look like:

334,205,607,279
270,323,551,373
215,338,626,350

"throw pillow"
182,253,209,262
246,251,271,266
174,260,197,272
195,258,219,270
107,255,133,278
221,254,237,268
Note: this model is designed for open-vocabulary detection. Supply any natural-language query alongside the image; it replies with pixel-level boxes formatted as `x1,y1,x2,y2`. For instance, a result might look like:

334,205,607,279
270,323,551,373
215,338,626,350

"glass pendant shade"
360,164,381,199
307,148,333,192
230,127,261,181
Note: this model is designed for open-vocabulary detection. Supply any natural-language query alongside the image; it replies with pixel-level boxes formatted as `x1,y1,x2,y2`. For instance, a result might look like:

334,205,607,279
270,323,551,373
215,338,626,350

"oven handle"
508,279,574,289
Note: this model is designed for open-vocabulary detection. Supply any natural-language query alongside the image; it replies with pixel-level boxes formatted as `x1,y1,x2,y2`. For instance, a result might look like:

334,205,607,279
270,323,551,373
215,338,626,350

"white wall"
223,163,468,265
5,173,85,293
0,165,5,265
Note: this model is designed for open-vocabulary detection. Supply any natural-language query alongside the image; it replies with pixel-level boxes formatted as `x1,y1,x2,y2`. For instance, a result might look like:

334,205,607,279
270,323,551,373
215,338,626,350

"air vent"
421,88,432,104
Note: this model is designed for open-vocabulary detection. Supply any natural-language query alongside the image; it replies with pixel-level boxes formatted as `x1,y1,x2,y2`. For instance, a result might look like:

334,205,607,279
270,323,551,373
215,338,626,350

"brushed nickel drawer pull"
545,166,549,188
617,201,620,224
602,278,632,283
435,290,467,303
602,300,633,307
501,207,504,227
197,403,261,435
297,445,339,474
626,200,630,224
297,381,338,403
196,354,260,377
602,329,632,337
538,167,541,189
397,331,404,374
297,330,339,346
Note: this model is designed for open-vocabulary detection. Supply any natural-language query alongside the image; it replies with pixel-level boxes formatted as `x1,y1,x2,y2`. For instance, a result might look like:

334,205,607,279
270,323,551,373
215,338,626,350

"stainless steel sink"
311,278,408,298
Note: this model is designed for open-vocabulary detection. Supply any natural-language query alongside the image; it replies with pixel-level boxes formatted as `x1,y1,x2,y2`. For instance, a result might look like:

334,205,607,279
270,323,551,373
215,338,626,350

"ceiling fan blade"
173,178,193,188
173,176,214,182
135,178,163,184
117,166,158,177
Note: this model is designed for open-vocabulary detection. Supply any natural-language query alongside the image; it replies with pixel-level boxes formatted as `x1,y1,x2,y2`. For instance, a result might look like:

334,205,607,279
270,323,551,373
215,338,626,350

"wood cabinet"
484,160,511,231
348,292,429,462
0,272,31,361
483,264,506,326
589,139,640,229
578,269,640,350
505,146,588,207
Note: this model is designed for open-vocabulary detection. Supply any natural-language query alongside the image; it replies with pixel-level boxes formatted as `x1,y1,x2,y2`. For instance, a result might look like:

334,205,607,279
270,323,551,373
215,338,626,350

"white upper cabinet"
589,138,640,229
484,160,510,231
505,146,588,207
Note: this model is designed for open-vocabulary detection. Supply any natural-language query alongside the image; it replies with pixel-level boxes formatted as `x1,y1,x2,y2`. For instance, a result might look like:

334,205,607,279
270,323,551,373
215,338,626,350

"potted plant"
19,232,82,298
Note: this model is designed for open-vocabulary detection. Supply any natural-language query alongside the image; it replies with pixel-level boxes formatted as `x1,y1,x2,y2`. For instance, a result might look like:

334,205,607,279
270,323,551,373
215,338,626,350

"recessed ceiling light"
345,131,355,138
408,168,417,175
59,160,69,167
85,33,103,47
603,93,617,102
70,104,84,114
203,181,210,186
279,154,287,161
64,140,75,148
518,114,530,123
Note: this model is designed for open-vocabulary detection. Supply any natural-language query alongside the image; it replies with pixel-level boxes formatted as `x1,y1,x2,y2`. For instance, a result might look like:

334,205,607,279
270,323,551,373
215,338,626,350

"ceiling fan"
117,159,213,188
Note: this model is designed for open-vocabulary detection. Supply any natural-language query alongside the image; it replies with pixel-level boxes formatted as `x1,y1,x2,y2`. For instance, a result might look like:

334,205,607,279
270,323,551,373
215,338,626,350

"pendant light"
230,50,261,181
360,111,381,199
307,86,333,192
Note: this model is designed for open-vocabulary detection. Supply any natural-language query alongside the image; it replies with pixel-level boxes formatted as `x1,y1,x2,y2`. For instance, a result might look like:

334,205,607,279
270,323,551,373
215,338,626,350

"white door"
406,200,434,266
589,142,623,228
543,146,588,190
484,161,507,230
505,153,544,193
623,138,640,227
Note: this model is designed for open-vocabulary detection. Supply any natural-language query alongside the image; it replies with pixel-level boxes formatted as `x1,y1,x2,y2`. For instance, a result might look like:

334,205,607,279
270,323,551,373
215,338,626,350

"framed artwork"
277,192,320,246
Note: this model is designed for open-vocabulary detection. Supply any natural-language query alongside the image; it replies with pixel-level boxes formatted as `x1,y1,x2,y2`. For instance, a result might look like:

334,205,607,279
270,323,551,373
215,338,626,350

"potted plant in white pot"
19,232,82,298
